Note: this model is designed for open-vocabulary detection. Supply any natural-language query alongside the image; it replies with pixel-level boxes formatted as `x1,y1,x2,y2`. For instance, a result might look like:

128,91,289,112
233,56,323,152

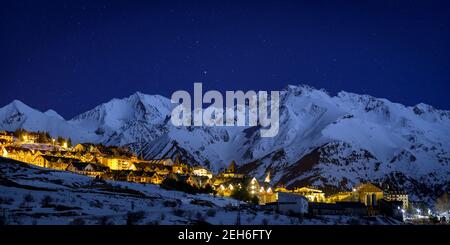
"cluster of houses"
0,130,277,204
0,130,410,220
271,182,409,220
212,161,278,204
1,141,212,185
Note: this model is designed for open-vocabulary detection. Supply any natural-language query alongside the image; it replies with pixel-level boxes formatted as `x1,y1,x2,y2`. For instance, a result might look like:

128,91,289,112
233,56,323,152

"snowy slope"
44,109,64,120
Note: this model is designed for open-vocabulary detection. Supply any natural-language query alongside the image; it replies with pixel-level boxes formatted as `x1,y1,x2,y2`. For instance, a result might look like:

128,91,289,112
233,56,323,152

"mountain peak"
44,109,64,120
2,99,37,114
10,99,28,108
284,84,317,92
130,91,145,99
283,84,330,97
127,91,171,105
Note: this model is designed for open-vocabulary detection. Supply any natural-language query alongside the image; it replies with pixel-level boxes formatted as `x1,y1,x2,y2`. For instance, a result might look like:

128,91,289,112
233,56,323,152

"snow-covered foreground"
0,158,400,225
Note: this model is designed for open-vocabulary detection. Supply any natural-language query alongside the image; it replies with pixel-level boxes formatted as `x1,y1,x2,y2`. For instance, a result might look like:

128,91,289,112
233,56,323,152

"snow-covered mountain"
70,92,173,145
0,100,85,139
1,85,449,202
0,92,174,144
236,85,450,202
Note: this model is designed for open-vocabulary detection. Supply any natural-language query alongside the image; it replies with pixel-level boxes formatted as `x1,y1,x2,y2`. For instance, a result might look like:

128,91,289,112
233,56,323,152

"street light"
401,209,406,220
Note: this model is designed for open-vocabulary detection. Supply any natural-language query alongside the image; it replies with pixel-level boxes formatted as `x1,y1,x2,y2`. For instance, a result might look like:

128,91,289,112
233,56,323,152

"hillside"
0,157,401,225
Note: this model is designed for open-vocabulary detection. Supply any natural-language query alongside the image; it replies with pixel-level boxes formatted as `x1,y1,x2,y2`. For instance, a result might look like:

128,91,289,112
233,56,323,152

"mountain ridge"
1,84,449,202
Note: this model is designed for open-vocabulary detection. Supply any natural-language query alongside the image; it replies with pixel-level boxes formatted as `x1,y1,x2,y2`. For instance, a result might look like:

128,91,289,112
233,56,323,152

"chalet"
172,163,190,174
21,133,39,143
215,176,261,198
127,171,148,183
110,170,134,181
31,154,46,167
214,161,245,187
62,151,74,158
257,176,276,205
219,161,244,179
259,187,277,205
264,172,271,183
4,147,36,164
127,171,164,184
327,192,354,203
33,149,45,157
293,186,326,203
187,175,212,188
192,166,213,179
39,155,74,170
216,182,238,196
248,177,260,196
73,143,101,154
1,146,8,157
152,164,172,176
80,152,97,163
149,172,164,184
73,143,85,152
73,144,137,166
0,131,14,143
66,162,109,177
129,162,151,171
2,146,14,159
257,172,277,204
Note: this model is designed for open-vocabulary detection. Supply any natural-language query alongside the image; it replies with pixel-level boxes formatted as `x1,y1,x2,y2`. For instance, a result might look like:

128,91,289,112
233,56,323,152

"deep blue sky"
1,0,449,119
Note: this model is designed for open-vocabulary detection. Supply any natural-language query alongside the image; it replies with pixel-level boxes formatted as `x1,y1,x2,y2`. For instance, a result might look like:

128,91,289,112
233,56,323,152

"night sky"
1,0,449,119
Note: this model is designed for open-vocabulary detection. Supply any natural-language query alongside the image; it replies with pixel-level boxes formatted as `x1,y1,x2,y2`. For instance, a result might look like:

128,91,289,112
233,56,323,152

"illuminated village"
0,129,444,224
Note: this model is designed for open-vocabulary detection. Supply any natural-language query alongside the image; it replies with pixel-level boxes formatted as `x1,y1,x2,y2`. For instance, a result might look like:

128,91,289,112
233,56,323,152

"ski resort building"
355,183,384,207
192,166,213,178
384,190,409,209
293,186,327,202
0,131,14,143
276,192,309,214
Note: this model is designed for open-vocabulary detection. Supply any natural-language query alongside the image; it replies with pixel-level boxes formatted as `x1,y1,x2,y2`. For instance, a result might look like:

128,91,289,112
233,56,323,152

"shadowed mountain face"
1,84,449,202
